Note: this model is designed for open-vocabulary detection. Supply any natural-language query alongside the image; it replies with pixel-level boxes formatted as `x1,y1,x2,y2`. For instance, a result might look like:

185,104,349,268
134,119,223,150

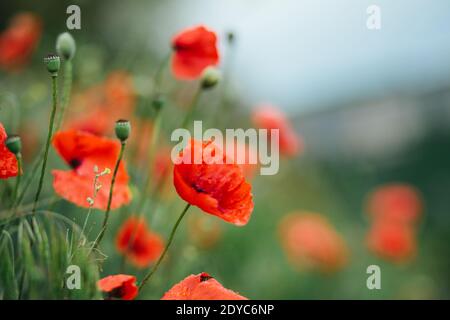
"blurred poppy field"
1,0,450,300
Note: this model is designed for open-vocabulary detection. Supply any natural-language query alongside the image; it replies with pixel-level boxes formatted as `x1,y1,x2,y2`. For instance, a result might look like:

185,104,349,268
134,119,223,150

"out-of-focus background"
1,0,450,299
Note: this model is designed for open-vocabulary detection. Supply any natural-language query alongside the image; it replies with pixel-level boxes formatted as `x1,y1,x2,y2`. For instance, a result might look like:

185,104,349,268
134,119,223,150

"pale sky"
103,0,450,114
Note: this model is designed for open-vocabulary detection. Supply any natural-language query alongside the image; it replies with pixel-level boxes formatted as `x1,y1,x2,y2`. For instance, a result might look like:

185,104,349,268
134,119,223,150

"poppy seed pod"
56,32,76,60
44,54,60,75
201,66,221,89
5,135,22,155
115,119,131,142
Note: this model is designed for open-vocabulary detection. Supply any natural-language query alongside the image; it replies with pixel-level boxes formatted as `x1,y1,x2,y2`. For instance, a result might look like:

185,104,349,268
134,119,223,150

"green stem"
11,153,22,210
15,148,45,207
154,53,170,93
132,54,169,213
32,76,58,214
135,108,162,214
139,203,191,291
93,141,126,248
56,60,73,131
181,87,202,130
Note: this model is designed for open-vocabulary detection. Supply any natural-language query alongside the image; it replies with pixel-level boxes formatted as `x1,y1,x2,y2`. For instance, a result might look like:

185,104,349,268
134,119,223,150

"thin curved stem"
15,148,45,207
93,141,126,249
135,108,162,214
133,54,170,214
154,53,170,93
139,203,191,291
55,60,73,131
32,76,58,214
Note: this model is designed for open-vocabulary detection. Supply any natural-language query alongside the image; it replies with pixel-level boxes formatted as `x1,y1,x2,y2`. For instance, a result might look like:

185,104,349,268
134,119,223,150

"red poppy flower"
52,130,132,210
279,213,348,273
97,274,138,300
171,25,219,80
0,13,42,70
366,183,423,224
116,216,164,268
173,139,254,226
162,272,247,300
366,220,416,263
252,105,303,157
0,123,19,179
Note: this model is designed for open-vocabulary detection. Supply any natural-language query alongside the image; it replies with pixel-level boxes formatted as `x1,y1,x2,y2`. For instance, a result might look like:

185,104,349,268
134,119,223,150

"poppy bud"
44,54,60,76
56,32,76,60
5,135,22,155
226,31,235,44
115,120,131,142
200,66,221,89
152,95,165,111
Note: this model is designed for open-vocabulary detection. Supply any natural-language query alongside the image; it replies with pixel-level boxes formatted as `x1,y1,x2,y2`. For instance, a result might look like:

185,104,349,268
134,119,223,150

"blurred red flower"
0,122,19,179
116,216,164,268
65,71,136,136
162,272,247,300
366,220,416,263
52,130,132,210
366,183,423,224
97,274,138,300
173,139,254,226
0,12,42,71
171,25,219,80
279,213,349,273
252,105,303,157
154,147,173,180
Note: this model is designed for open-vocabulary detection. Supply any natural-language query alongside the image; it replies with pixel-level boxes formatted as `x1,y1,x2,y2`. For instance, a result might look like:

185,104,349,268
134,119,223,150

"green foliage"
0,212,101,299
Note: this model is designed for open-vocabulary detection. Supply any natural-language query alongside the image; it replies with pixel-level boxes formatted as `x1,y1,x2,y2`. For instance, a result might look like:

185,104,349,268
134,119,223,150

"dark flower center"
69,158,82,169
107,286,125,300
192,183,206,194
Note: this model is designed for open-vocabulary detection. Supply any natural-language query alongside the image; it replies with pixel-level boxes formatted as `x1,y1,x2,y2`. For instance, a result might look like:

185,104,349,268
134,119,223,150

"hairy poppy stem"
139,203,191,291
94,141,126,248
181,88,202,130
32,75,58,215
55,60,73,131
11,153,22,210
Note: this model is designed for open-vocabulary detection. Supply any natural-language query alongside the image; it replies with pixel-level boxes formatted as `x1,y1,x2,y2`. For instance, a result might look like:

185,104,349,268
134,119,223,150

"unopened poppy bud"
201,67,221,89
152,95,165,111
115,120,131,142
56,32,76,60
226,31,235,44
5,135,22,155
44,54,60,76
